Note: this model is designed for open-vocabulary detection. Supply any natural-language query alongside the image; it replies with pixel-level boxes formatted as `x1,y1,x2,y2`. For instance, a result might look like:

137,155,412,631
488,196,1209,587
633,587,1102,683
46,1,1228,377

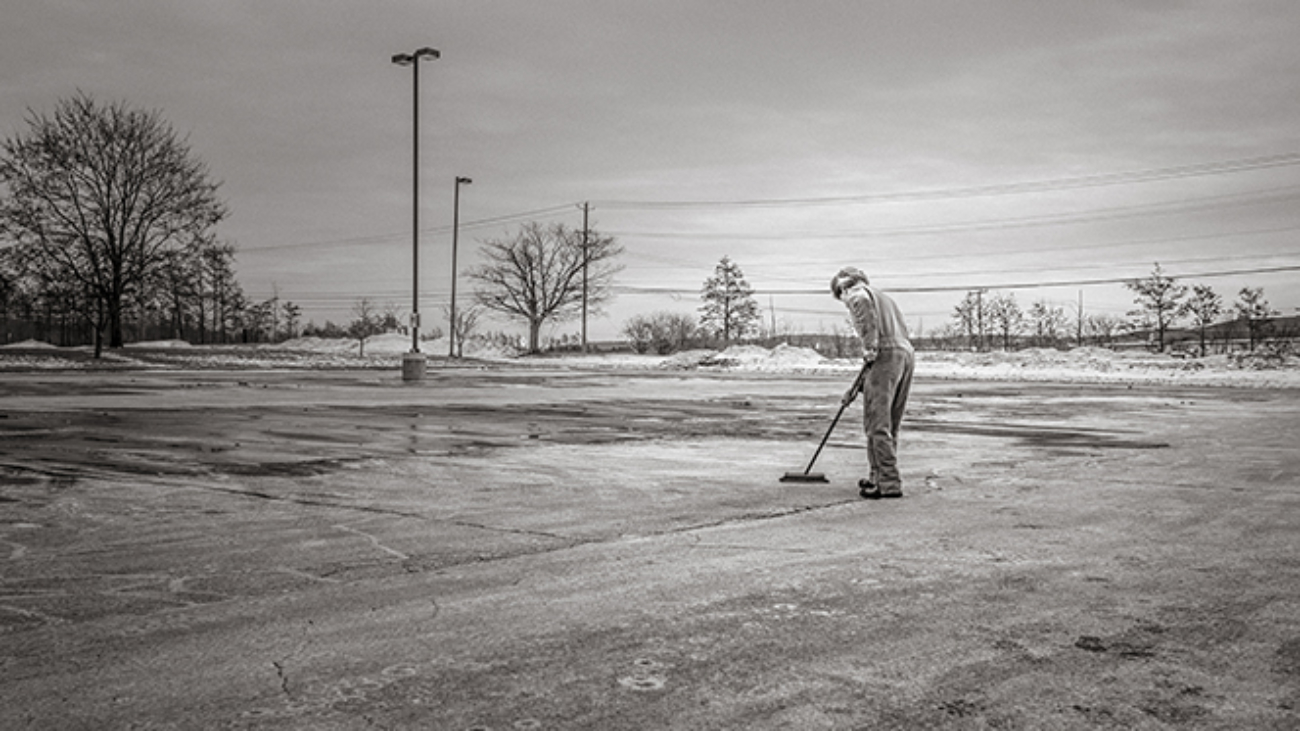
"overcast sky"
4,1,1299,341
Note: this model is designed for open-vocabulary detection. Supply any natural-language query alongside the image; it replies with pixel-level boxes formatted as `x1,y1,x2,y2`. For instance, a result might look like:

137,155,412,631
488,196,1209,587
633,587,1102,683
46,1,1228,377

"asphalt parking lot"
2,367,1298,729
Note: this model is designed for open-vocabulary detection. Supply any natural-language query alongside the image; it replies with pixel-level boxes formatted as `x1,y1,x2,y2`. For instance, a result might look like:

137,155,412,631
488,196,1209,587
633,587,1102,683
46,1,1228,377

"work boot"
860,479,902,500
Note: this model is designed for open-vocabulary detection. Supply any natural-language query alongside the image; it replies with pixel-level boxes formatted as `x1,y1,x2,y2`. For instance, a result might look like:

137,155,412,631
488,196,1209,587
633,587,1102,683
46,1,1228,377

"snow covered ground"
548,342,1300,389
2,333,1297,388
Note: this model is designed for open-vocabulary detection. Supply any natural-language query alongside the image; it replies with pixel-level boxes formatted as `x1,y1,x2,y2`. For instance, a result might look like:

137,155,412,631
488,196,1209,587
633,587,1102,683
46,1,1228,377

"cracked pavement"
2,367,1298,729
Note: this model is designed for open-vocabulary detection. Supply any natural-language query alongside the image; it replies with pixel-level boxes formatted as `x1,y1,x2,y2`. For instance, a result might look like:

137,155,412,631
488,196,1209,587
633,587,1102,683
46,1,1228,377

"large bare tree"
0,93,226,355
470,222,623,354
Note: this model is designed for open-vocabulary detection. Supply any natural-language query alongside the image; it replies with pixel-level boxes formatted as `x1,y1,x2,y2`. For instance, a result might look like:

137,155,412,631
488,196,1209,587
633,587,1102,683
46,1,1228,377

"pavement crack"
335,524,409,560
272,660,291,698
659,499,859,535
185,483,425,518
690,542,817,554
447,519,574,542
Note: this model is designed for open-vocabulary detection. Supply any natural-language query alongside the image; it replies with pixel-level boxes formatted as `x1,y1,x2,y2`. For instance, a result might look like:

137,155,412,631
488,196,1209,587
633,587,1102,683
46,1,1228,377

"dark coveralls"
842,282,915,493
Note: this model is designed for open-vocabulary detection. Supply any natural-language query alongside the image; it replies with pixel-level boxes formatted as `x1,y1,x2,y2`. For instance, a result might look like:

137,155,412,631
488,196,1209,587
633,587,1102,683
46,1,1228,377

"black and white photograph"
2,2,1298,728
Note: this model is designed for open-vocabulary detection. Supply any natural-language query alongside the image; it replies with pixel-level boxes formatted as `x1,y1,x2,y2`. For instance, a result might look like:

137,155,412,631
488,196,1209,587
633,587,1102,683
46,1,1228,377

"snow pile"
0,339,57,349
124,340,192,349
645,343,1299,388
0,353,87,369
2,336,1297,387
1230,347,1298,371
275,336,359,354
459,339,524,360
658,349,720,370
277,332,417,356
656,343,826,372
358,332,420,355
914,349,1300,388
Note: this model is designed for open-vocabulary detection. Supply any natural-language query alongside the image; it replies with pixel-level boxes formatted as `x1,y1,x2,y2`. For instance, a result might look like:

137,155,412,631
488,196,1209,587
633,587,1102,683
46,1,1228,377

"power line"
895,251,1300,281
238,204,576,253
605,185,1300,241
592,152,1300,210
264,251,1300,303
236,152,1300,253
612,263,1300,297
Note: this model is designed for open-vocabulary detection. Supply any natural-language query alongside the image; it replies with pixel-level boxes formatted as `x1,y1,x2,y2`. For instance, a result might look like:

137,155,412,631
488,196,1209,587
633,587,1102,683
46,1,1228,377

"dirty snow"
0,339,57,349
2,335,1297,387
543,342,1300,389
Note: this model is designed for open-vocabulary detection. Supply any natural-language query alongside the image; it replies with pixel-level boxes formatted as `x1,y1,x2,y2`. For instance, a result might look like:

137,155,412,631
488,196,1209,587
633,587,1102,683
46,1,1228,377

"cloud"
3,0,1297,336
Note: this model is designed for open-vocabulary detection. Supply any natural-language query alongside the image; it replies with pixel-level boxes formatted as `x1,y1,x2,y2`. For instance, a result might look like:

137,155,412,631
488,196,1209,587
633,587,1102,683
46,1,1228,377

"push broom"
780,361,870,483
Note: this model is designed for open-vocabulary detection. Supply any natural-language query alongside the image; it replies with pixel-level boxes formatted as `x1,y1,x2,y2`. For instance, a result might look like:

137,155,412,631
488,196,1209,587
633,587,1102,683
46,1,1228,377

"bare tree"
1029,300,1067,348
470,222,623,354
348,297,384,357
1234,286,1277,352
200,241,242,344
985,292,1023,351
1182,284,1223,357
622,311,698,355
0,93,226,356
1083,314,1123,348
0,245,27,343
622,314,656,354
1125,263,1186,352
442,302,482,358
951,289,992,351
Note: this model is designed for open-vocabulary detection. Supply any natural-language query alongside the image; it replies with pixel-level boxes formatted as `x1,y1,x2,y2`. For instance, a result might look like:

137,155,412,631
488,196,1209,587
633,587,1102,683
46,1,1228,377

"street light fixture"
449,175,472,358
392,46,439,382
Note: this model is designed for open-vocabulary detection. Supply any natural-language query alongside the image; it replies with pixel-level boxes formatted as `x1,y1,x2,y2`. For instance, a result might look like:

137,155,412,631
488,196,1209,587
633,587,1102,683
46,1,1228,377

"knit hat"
830,267,869,299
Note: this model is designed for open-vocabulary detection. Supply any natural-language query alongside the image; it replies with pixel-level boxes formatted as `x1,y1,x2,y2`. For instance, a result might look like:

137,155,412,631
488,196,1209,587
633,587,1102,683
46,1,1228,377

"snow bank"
657,344,826,372
125,339,192,349
914,349,1300,388
277,332,419,356
3,335,1297,387
1,339,57,349
646,344,1300,388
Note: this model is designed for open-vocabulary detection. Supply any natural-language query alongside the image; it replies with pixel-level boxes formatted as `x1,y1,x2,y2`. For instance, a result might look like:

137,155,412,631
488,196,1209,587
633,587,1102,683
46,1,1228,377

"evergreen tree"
699,256,760,346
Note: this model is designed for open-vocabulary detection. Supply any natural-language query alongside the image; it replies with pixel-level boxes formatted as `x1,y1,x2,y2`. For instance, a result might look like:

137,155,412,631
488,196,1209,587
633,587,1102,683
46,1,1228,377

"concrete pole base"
401,351,427,382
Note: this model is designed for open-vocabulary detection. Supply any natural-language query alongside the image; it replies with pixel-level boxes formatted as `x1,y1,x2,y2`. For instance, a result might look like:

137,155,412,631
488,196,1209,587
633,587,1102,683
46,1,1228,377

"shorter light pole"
449,175,472,358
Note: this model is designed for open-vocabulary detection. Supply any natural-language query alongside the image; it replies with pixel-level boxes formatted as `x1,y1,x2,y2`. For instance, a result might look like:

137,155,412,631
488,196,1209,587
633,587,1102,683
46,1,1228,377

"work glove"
842,357,872,405
842,375,865,406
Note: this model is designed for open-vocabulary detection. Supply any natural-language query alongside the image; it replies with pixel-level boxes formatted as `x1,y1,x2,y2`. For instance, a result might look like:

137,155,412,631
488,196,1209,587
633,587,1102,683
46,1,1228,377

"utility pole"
581,202,590,353
769,294,776,339
1077,290,1084,347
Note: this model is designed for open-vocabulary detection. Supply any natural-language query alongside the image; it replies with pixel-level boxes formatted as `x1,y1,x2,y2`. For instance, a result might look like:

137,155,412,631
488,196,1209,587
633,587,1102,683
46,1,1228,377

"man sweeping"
831,267,915,499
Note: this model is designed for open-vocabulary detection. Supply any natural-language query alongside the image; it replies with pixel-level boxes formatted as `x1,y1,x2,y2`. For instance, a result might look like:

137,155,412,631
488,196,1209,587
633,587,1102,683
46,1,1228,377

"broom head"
780,472,828,483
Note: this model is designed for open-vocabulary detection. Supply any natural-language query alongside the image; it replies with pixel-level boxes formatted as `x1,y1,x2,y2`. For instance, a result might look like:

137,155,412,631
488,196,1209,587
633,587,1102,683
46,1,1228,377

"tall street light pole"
392,46,439,382
449,175,472,358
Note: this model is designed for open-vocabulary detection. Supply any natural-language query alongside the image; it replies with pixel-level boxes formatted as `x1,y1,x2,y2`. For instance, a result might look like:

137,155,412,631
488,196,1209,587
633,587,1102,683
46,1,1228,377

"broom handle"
801,361,870,475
